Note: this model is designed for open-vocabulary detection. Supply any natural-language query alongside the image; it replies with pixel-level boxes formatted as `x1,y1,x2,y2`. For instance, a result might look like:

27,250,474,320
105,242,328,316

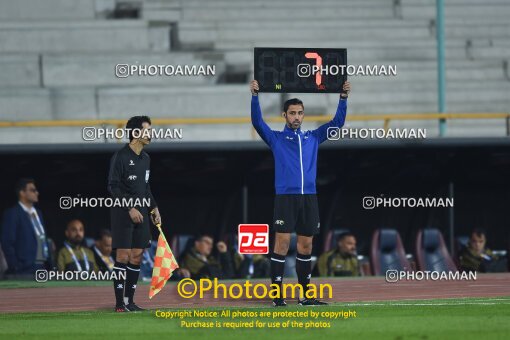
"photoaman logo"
238,224,269,254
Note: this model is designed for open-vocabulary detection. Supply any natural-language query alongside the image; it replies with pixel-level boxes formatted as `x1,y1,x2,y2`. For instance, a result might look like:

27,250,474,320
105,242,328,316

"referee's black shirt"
107,144,157,211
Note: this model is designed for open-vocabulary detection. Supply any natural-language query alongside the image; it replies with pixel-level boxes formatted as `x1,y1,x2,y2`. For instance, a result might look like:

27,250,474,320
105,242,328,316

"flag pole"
148,210,179,299
151,210,163,233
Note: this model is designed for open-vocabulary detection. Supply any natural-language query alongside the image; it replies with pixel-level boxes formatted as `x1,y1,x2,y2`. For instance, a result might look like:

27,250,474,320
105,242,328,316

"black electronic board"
254,47,347,93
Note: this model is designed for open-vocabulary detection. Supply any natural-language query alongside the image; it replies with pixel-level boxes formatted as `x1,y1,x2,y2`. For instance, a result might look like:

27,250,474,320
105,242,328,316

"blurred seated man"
226,235,269,278
181,234,234,280
1,178,50,275
232,252,251,278
91,229,114,273
251,254,271,278
459,228,498,273
317,232,359,277
57,219,98,273
233,254,271,279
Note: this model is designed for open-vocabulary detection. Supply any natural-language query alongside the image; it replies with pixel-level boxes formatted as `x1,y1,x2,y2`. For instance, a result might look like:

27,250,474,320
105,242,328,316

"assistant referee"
250,80,351,306
108,115,161,312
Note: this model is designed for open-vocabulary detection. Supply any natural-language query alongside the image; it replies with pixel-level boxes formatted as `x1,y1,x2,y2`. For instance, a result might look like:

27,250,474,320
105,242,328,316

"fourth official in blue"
250,79,351,306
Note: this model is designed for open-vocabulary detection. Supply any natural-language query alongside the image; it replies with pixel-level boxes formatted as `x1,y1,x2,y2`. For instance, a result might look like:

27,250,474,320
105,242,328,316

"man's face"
137,121,152,145
19,183,39,204
96,236,112,256
338,236,357,256
134,121,152,145
195,236,213,256
65,220,85,245
284,104,304,130
469,233,486,254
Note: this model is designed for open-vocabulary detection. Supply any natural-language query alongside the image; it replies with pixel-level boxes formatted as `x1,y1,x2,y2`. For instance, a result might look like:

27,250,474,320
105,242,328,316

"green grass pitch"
1,297,509,340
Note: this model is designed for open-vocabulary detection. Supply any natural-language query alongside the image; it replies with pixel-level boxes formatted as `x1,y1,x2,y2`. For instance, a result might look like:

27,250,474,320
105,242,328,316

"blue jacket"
251,95,347,194
0,204,44,274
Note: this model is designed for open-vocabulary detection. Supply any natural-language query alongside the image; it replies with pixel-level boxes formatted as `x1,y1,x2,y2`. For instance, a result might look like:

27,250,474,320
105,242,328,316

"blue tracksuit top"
251,95,347,195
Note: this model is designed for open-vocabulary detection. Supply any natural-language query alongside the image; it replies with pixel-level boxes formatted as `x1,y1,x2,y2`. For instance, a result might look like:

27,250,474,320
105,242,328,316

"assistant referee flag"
149,223,179,299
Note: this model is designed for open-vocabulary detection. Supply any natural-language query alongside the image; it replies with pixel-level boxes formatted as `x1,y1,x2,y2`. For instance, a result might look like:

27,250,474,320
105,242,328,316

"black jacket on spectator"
181,247,234,280
90,246,113,273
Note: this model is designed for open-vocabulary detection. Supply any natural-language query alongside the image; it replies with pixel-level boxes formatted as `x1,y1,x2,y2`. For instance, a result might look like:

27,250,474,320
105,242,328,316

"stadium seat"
453,235,469,268
370,229,411,275
322,228,350,253
84,237,95,248
140,241,158,280
170,234,195,259
455,235,469,254
415,229,457,272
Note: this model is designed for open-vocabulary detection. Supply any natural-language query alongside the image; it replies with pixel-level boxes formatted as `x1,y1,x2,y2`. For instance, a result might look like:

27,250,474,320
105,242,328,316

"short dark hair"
96,229,112,241
195,234,214,243
337,232,355,243
66,219,84,230
15,178,35,197
283,98,304,113
126,115,152,141
471,228,486,238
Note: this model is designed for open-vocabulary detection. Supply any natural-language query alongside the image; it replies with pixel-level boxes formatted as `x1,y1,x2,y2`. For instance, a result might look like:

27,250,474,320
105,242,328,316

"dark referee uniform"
251,95,347,235
108,144,157,249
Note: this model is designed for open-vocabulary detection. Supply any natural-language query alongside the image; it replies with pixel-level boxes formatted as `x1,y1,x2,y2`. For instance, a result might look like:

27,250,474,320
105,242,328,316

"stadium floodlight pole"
437,0,447,136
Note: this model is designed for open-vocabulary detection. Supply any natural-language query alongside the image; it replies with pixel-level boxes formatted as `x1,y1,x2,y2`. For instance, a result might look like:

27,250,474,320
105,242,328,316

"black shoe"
272,298,287,307
298,298,328,306
125,303,145,311
115,304,130,312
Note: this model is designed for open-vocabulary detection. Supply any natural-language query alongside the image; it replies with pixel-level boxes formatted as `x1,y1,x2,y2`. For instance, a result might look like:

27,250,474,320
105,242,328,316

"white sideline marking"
343,300,510,306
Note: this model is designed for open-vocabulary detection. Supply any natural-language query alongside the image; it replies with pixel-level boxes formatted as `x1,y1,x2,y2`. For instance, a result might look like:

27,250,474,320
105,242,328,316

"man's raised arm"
314,81,351,144
250,80,276,147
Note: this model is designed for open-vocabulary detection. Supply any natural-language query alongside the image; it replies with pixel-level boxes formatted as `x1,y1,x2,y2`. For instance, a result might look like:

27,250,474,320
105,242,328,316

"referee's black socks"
113,262,127,307
296,253,312,299
124,263,141,305
270,253,286,298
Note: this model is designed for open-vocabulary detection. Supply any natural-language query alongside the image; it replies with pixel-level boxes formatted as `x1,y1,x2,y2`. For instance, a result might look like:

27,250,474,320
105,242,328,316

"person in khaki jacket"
458,228,498,273
317,232,359,277
181,234,234,280
57,219,98,273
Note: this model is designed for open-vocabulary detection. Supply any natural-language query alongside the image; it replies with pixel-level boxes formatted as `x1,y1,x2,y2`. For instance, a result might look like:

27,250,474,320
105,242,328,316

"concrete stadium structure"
0,0,509,143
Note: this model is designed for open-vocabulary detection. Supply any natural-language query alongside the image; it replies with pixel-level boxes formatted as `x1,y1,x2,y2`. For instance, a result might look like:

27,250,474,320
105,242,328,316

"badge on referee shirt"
145,170,150,183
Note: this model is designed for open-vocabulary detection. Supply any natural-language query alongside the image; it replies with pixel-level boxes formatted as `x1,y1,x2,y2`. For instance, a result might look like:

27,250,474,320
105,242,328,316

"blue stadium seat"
370,229,411,275
170,234,195,259
415,228,457,272
84,237,95,248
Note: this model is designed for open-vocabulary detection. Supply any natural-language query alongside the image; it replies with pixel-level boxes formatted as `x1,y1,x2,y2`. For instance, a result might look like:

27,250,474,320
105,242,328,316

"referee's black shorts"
110,206,151,249
273,194,320,236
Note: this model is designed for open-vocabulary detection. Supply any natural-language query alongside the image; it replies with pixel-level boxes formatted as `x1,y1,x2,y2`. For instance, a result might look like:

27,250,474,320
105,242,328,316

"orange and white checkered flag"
149,222,179,299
